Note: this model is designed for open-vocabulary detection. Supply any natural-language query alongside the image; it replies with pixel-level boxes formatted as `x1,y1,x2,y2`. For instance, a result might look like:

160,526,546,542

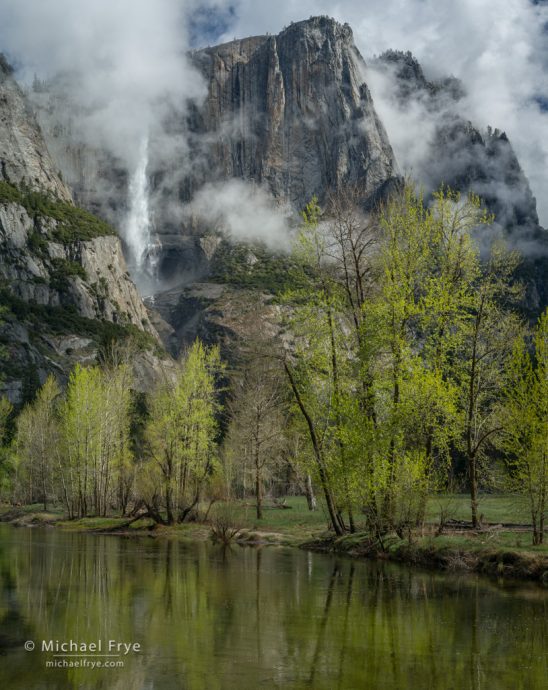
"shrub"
210,240,308,294
50,258,87,291
28,231,48,255
0,180,116,243
209,504,242,545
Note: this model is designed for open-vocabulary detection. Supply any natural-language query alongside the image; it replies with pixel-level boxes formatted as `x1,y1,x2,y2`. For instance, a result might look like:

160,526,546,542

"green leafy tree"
14,376,60,510
282,197,357,535
500,310,548,544
145,340,222,524
352,187,484,534
60,363,133,517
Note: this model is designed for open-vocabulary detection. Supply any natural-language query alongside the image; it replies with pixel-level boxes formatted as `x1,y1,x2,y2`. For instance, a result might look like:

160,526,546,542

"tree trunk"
348,507,356,533
256,467,262,520
305,473,317,511
538,474,546,545
469,453,479,529
327,304,354,533
467,304,482,529
165,483,174,525
284,361,343,536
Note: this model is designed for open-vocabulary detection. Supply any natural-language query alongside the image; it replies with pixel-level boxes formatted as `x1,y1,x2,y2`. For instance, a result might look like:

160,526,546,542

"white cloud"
215,0,548,225
0,0,207,168
186,180,292,249
0,0,546,225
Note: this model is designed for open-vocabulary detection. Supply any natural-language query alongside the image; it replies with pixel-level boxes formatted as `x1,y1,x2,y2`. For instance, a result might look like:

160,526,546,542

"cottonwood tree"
284,186,511,539
60,363,133,518
14,375,60,510
500,310,547,544
282,197,359,535
105,363,134,514
145,340,221,524
349,187,482,534
226,358,287,519
369,187,526,533
456,245,524,527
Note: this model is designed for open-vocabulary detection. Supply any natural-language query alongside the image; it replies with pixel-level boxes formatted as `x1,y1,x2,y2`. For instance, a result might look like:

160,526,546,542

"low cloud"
214,0,548,225
0,0,211,170
0,0,546,258
185,180,293,250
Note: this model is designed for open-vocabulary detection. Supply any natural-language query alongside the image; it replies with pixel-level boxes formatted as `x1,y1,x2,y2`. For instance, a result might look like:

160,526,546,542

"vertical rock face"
0,56,71,200
0,57,164,402
25,17,547,318
184,17,399,210
374,50,540,234
374,49,548,312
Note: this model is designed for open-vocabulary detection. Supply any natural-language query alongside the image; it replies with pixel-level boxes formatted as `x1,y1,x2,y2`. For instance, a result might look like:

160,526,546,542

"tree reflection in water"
0,526,546,690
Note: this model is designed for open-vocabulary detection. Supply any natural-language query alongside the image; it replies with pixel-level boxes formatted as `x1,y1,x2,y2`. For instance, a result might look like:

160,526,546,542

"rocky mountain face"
17,17,548,354
153,17,400,285
184,17,399,209
0,57,165,403
0,56,71,202
374,49,548,311
29,72,127,228
32,17,401,290
375,50,540,233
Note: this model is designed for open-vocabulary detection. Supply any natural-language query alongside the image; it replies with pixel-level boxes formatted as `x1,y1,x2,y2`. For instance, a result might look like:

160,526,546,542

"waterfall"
124,136,159,292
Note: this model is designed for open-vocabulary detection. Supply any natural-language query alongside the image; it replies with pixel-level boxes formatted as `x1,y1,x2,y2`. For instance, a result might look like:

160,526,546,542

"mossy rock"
0,180,116,243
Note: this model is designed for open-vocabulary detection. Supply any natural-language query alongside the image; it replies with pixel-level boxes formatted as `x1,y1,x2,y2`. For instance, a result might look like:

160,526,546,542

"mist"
214,0,548,227
0,0,214,289
185,180,293,251
0,0,546,283
0,0,207,168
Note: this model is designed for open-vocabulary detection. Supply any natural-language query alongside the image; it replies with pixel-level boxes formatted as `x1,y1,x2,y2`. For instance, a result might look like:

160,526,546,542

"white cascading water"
124,136,159,294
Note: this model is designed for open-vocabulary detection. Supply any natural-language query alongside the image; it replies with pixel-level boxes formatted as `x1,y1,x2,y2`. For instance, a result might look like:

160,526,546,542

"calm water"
0,526,546,690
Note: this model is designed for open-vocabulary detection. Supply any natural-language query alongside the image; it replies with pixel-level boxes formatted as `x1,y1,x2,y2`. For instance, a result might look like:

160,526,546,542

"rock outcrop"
25,18,548,340
374,49,548,312
182,17,399,210
374,50,540,235
0,204,155,326
0,56,71,201
0,57,165,402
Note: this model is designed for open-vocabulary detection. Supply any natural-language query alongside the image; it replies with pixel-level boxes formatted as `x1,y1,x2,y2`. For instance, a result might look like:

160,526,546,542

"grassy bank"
1,495,546,583
306,530,548,584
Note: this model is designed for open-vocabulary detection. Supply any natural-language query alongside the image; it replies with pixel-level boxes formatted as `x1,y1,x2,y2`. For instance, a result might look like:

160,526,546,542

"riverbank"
2,496,547,584
303,532,548,584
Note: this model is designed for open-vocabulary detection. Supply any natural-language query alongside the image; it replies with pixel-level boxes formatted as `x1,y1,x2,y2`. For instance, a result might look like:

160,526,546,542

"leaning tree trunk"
284,362,344,536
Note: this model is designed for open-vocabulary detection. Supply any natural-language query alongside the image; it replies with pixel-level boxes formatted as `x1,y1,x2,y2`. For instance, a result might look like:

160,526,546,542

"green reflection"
0,526,546,690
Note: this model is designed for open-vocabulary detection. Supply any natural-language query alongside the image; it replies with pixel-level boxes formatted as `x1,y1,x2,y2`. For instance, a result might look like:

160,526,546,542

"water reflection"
0,526,546,689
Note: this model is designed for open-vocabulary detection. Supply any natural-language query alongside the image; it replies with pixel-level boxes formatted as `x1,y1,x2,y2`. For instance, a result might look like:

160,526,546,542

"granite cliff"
0,57,166,402
184,17,398,209
374,49,548,310
16,17,548,353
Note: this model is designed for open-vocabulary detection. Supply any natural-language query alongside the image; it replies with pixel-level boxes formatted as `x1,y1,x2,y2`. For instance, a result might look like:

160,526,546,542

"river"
0,525,546,689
